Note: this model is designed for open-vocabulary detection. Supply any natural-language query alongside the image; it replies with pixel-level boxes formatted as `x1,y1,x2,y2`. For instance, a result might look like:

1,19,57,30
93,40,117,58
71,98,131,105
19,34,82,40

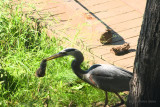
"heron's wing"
87,64,133,92
113,66,133,76
89,64,132,77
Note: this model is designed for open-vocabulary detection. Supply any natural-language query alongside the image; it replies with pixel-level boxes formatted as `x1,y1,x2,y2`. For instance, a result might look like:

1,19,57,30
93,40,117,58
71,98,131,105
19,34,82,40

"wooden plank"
110,17,143,32
102,46,136,64
95,5,135,18
120,0,146,14
88,0,125,13
79,0,113,7
118,26,141,39
103,11,142,25
89,42,136,55
111,36,139,46
114,56,135,70
88,36,138,55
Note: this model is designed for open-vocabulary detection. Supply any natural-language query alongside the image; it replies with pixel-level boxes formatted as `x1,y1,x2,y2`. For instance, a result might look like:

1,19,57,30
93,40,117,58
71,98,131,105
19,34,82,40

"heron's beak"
45,52,66,61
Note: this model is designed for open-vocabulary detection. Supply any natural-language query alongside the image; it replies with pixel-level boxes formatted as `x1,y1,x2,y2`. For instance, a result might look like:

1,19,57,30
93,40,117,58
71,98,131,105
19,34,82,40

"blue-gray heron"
36,48,133,107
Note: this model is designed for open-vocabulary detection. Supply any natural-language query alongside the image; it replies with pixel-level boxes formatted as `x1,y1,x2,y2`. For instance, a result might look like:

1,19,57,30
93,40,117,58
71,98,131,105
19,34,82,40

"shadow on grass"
0,69,18,98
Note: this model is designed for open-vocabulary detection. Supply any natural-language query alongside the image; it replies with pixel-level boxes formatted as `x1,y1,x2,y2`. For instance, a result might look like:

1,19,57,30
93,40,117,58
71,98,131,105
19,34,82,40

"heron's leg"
104,91,108,107
113,92,125,107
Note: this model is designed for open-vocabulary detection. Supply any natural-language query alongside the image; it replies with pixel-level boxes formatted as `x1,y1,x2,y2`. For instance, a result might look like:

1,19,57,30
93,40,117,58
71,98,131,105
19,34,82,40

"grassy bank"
0,0,123,106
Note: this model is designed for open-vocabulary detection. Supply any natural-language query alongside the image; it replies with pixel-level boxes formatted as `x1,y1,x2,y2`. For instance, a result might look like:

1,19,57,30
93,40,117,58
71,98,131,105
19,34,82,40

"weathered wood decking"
16,0,146,72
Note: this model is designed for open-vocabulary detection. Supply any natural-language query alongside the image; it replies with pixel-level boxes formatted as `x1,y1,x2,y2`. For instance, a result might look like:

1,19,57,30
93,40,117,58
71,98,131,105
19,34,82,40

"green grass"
0,0,127,106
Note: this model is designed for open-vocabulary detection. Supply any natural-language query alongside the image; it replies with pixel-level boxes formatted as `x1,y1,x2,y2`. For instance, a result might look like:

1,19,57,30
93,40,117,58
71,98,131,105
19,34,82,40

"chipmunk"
100,29,112,44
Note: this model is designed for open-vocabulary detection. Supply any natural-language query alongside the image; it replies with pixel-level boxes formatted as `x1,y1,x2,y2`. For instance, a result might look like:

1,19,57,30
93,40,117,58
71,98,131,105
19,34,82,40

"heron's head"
45,48,82,61
35,48,83,77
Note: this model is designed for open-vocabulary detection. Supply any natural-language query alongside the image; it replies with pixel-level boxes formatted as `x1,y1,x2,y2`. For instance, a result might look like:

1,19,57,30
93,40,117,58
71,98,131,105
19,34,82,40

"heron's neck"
71,54,86,79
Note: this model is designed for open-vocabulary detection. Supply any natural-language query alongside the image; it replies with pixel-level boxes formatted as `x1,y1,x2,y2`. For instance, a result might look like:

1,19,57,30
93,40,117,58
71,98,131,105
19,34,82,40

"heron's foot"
113,92,125,107
112,100,125,107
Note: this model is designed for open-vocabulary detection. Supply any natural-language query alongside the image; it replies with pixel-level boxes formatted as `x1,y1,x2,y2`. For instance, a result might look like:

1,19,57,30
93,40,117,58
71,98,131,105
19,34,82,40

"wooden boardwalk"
17,0,146,72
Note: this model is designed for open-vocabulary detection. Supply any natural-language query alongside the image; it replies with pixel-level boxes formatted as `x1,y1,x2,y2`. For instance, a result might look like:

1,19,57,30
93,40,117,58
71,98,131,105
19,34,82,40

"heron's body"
81,64,132,92
37,48,133,107
69,48,132,92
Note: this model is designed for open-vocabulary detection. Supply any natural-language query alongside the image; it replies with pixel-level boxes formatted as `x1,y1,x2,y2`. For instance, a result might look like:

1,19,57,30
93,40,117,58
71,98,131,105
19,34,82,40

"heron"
36,48,133,107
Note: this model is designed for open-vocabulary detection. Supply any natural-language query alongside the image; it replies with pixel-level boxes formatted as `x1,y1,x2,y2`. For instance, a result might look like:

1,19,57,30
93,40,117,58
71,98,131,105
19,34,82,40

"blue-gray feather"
85,64,132,92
